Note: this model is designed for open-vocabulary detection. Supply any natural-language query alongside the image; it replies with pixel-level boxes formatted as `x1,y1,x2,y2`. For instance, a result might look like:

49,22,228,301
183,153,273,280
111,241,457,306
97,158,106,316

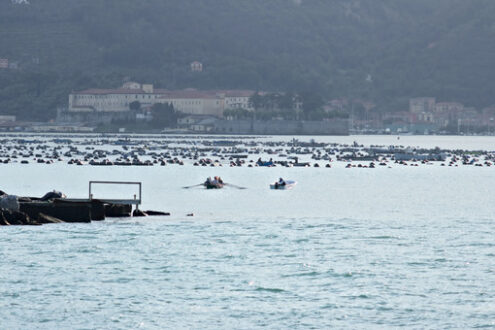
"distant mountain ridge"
0,0,494,120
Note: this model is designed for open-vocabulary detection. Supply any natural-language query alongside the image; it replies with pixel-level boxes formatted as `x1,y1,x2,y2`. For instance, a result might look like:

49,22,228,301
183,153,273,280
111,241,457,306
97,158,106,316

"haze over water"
0,135,494,329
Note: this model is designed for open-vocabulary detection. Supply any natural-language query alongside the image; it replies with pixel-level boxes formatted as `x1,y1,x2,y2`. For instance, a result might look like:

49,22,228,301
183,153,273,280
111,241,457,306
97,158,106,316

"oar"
224,183,247,190
183,183,205,189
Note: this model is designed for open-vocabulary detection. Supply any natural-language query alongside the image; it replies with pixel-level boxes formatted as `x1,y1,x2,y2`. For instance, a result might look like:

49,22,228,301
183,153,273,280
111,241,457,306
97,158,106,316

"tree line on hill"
1,0,495,121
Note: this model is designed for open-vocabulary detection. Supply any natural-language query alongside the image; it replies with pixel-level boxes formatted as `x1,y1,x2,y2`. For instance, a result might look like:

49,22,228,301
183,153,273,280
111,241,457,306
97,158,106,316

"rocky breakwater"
0,193,57,225
0,191,168,226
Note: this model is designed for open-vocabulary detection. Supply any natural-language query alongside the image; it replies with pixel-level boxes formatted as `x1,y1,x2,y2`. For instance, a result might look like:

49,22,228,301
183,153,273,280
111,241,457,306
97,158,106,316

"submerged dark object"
144,210,170,216
132,209,171,217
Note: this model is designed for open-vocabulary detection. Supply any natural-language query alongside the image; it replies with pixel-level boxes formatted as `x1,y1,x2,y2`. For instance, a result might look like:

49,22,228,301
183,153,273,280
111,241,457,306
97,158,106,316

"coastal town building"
68,87,165,113
409,97,436,113
0,59,18,69
190,61,203,72
122,81,142,90
0,115,16,122
0,58,8,69
408,98,470,129
482,107,495,127
62,83,257,124
393,97,495,133
328,99,348,111
221,90,255,111
155,90,225,117
435,102,464,113
417,111,434,123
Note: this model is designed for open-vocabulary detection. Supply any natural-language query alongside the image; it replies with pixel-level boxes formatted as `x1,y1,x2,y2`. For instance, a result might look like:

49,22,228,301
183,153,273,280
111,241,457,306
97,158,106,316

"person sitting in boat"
278,178,286,186
205,177,212,185
218,177,224,184
211,176,222,185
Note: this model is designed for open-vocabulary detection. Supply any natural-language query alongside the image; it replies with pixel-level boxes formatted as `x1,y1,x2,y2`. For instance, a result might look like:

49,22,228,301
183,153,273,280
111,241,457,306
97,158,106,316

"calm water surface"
0,136,494,329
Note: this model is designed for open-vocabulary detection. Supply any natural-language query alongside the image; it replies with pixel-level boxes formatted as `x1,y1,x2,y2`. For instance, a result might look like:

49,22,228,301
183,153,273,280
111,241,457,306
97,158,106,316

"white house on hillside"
67,83,256,119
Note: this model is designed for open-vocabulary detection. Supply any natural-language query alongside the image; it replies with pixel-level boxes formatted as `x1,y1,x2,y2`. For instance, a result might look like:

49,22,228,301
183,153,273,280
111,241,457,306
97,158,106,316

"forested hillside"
0,0,494,120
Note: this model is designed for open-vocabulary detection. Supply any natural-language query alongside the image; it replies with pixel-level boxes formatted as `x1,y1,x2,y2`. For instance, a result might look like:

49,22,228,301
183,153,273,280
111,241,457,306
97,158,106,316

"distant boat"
204,182,224,189
184,178,229,190
256,158,274,166
270,180,297,190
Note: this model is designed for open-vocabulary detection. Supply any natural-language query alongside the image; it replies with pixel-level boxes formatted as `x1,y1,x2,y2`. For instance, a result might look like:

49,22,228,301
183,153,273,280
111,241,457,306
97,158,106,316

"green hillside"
0,0,494,120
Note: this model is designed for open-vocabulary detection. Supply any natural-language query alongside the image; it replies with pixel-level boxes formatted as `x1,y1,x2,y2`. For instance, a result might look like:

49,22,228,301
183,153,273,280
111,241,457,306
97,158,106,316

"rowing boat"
270,180,296,190
205,182,224,189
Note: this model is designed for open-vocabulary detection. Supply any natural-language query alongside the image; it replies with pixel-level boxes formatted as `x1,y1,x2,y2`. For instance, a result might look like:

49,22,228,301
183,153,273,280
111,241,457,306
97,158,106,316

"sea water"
0,135,494,329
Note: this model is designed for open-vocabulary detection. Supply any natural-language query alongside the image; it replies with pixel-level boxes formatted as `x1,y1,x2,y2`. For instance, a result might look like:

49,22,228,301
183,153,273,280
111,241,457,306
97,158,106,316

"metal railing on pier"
88,181,142,208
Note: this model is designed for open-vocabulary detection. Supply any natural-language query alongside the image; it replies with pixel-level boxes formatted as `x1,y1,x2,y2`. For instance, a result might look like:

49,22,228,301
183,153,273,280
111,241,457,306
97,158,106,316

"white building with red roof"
68,83,256,118
68,84,168,112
